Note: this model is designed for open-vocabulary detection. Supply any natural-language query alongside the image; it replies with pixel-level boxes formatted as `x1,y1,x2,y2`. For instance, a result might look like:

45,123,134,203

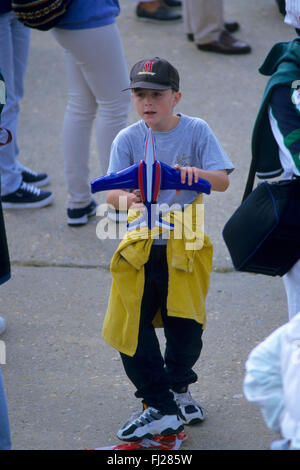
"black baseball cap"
123,57,180,92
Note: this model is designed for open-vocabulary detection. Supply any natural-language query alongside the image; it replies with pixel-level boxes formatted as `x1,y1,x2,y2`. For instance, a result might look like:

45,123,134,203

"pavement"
0,0,296,450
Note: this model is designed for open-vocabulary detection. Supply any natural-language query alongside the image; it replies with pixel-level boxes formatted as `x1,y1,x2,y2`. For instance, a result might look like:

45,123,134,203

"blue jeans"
0,12,30,196
0,369,11,450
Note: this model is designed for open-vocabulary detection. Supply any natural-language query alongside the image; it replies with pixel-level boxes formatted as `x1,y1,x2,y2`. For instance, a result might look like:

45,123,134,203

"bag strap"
242,152,258,202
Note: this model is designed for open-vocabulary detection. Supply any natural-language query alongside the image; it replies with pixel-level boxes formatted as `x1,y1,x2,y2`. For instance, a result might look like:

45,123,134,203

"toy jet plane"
91,128,211,230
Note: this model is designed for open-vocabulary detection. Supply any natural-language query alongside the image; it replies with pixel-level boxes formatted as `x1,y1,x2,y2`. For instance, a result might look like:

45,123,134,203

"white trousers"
52,23,131,208
183,0,224,44
283,259,300,320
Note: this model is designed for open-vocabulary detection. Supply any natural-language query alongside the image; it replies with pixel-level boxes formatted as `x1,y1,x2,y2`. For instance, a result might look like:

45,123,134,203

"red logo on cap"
143,61,154,72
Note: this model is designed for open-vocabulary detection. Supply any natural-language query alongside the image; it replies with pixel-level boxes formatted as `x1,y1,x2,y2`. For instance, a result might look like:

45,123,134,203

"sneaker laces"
20,181,41,196
121,407,161,430
173,390,201,408
21,166,38,177
121,409,143,428
134,408,161,426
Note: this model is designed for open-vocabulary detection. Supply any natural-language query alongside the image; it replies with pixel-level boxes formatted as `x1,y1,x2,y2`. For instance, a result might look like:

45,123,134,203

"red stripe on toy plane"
153,162,161,202
138,161,146,202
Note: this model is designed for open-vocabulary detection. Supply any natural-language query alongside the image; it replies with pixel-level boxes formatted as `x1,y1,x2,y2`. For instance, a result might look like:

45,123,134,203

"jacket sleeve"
280,314,300,447
243,325,286,432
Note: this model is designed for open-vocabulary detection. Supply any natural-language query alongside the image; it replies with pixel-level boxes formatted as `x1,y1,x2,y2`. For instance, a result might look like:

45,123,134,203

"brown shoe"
188,22,239,42
197,30,251,54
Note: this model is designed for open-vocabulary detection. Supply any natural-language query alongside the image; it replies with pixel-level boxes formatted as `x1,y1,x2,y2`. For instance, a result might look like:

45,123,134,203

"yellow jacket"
102,195,213,356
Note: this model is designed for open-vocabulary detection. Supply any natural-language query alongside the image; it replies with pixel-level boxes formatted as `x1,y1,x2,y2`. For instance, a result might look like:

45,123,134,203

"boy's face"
132,88,182,132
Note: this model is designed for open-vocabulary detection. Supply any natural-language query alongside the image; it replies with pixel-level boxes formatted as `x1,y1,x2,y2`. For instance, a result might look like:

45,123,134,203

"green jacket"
244,38,300,198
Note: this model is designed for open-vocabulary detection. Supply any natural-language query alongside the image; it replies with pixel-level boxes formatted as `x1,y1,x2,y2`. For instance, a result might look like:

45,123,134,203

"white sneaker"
117,406,183,442
173,390,204,425
0,317,6,335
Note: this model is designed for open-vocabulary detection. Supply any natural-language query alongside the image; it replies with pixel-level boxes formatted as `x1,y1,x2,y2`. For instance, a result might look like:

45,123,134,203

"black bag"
12,0,70,31
222,178,300,276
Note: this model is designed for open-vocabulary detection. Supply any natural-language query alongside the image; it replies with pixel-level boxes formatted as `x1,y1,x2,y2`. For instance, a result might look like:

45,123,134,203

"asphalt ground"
0,0,296,451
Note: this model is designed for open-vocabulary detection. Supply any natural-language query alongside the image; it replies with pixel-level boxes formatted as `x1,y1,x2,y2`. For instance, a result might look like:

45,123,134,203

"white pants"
183,0,224,44
283,259,300,320
52,23,131,208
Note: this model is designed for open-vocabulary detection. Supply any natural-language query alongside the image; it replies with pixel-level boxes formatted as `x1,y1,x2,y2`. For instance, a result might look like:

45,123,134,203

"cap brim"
122,82,172,91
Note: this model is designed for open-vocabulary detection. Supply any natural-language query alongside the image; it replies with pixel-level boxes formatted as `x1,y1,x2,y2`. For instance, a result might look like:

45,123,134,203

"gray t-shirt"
108,113,234,208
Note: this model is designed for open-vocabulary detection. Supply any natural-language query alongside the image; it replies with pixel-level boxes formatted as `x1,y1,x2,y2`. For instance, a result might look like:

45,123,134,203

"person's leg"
120,246,177,414
93,24,131,174
50,35,97,209
11,15,31,166
52,24,130,209
0,317,6,335
0,12,30,196
163,315,203,392
118,246,183,441
163,314,205,425
0,369,11,450
183,0,251,54
283,259,300,319
9,18,49,189
183,0,223,44
0,17,52,208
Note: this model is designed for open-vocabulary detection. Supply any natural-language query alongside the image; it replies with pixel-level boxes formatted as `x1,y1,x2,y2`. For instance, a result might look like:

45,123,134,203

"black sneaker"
1,182,54,209
67,200,97,226
21,166,50,187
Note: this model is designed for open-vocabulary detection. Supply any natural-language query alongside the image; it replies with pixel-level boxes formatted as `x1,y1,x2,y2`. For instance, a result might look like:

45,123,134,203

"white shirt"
285,0,300,28
244,312,300,449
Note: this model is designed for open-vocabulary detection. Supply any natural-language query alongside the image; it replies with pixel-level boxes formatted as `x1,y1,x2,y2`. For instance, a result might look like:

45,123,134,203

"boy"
103,57,234,441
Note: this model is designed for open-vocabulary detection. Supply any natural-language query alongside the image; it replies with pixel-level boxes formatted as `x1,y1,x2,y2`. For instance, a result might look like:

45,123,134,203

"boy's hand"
173,165,230,192
132,189,142,202
173,163,201,194
129,189,145,210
